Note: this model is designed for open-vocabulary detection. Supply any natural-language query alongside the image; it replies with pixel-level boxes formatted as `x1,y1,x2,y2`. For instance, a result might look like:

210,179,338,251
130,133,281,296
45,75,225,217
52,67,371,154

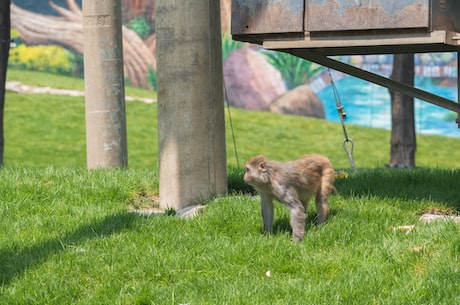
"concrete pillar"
0,0,10,166
156,0,227,210
82,0,128,169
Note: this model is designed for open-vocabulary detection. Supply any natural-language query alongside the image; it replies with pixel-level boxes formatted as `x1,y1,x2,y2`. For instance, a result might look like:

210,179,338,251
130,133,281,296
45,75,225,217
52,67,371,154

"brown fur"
244,154,336,242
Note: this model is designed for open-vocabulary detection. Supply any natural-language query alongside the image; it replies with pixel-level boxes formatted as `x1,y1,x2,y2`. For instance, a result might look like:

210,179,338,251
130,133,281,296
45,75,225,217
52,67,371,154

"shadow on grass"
0,212,136,286
272,209,340,236
228,166,344,236
334,168,460,210
230,166,460,210
227,166,256,195
229,167,460,236
228,168,460,211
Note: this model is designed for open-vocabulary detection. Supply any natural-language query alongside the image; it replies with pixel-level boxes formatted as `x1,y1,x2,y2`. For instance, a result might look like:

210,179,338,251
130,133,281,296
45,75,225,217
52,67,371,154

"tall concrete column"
156,0,227,210
0,0,10,166
82,0,128,169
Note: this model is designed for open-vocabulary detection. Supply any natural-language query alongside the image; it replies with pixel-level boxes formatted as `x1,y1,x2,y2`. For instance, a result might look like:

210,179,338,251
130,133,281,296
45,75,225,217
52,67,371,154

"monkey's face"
243,165,253,184
243,158,268,187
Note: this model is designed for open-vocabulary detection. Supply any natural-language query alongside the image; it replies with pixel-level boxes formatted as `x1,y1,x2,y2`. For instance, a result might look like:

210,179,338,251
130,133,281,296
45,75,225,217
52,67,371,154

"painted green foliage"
263,50,323,89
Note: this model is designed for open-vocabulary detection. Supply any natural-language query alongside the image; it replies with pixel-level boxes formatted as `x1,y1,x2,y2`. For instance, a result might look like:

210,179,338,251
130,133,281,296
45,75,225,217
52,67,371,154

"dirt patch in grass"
419,207,459,216
127,190,164,215
419,207,460,223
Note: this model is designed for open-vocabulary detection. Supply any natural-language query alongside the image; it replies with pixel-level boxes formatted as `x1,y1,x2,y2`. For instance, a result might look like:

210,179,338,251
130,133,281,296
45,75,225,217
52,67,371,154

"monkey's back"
266,154,326,187
300,154,336,196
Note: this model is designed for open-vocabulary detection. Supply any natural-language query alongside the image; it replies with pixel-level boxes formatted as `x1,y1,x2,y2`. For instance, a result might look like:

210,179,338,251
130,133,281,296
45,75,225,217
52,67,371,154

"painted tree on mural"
11,0,156,88
122,0,155,24
10,0,231,88
388,54,416,168
0,0,10,166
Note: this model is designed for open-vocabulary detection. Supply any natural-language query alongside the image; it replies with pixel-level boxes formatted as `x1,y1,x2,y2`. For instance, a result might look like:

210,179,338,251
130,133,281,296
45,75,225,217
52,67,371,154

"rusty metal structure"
232,0,460,125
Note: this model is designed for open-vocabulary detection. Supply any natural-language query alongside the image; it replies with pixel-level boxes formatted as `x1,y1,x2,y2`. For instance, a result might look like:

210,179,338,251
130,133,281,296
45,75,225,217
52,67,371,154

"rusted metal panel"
231,0,460,53
306,0,429,32
432,0,460,32
231,0,304,35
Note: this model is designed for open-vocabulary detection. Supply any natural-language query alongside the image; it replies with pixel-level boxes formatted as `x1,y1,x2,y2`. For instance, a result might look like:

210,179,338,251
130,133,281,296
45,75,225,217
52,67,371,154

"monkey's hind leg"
290,207,306,242
316,168,333,225
315,193,330,225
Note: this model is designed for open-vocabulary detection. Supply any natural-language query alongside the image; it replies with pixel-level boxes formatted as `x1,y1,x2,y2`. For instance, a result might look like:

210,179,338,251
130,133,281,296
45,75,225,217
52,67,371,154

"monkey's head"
243,155,270,187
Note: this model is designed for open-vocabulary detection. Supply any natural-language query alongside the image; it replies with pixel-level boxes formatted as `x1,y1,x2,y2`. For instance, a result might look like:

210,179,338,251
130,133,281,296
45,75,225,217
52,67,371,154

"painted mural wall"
9,0,460,138
313,54,459,137
11,0,156,88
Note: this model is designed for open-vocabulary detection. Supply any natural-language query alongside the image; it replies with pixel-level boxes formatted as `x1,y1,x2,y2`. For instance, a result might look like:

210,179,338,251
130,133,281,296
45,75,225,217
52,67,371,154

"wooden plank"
261,31,460,55
264,31,455,50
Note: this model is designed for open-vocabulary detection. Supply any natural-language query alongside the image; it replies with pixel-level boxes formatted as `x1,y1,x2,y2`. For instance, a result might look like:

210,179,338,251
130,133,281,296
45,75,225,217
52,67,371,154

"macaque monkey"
243,154,336,242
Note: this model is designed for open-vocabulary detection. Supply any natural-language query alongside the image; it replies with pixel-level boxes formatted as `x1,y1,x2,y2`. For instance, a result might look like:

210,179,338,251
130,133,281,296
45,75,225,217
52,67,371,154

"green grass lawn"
1,167,459,304
1,70,459,304
4,81,460,170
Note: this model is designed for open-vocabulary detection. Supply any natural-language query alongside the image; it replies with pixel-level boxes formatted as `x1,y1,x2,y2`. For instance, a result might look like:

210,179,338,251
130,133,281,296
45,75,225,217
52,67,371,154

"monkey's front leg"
289,206,306,242
260,193,274,233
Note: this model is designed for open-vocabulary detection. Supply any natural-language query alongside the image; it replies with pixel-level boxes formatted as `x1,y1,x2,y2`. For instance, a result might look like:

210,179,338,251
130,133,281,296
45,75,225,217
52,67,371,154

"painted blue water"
317,76,460,138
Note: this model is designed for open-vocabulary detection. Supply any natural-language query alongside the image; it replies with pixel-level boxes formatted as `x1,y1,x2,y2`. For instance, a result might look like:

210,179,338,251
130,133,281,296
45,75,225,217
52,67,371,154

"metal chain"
223,81,240,168
328,68,356,170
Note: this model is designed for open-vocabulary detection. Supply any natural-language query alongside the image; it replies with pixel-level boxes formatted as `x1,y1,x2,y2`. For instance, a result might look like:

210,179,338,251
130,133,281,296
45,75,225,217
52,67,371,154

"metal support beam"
287,49,460,116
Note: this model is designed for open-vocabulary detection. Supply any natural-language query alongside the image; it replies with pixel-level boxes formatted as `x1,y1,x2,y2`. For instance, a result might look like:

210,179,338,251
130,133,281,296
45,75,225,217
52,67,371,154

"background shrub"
222,33,244,60
263,50,323,89
9,44,77,76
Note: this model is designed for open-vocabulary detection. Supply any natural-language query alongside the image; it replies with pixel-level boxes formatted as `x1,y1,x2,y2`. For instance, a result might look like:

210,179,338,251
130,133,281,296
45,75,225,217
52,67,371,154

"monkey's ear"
258,161,267,172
